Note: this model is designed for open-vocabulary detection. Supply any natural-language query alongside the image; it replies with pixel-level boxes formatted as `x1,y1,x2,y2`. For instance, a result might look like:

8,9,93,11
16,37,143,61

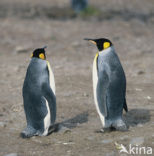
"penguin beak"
42,45,47,50
84,38,97,45
42,46,47,54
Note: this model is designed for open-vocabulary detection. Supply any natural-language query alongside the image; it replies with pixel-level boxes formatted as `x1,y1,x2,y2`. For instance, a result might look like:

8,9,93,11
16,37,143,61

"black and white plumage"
85,38,128,132
21,48,56,138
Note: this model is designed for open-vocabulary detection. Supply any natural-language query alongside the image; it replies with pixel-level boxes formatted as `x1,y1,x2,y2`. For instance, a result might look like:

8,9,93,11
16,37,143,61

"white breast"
42,99,51,136
47,61,56,95
42,61,56,136
93,53,105,126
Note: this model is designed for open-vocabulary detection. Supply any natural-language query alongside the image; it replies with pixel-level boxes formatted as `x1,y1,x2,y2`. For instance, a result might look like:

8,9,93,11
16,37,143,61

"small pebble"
147,96,151,100
120,135,129,140
137,70,145,75
87,136,95,141
137,124,143,127
135,88,142,91
63,142,75,145
83,93,89,97
101,139,113,144
0,122,6,128
31,137,42,144
130,137,144,145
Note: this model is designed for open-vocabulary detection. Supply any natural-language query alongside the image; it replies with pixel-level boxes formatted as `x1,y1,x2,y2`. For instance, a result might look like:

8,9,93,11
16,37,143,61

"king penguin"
85,38,128,132
21,46,56,138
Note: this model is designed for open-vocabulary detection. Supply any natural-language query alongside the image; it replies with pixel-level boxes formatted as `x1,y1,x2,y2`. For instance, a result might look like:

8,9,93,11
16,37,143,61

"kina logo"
115,142,153,155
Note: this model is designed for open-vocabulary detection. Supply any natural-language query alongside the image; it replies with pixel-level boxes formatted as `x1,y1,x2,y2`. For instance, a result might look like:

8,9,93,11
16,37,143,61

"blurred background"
0,0,154,156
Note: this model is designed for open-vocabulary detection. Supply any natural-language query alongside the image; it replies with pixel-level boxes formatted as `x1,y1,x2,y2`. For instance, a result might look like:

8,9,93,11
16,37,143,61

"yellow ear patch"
103,42,110,49
94,52,99,65
39,53,45,60
31,53,33,58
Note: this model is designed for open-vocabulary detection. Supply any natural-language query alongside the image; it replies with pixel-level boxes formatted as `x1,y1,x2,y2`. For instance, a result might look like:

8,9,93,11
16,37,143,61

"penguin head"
31,46,47,60
84,38,113,51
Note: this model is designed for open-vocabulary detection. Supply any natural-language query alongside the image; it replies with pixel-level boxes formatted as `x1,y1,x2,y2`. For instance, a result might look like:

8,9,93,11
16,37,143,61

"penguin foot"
115,125,128,131
20,132,34,138
48,123,59,135
20,127,37,138
95,127,112,133
112,119,128,131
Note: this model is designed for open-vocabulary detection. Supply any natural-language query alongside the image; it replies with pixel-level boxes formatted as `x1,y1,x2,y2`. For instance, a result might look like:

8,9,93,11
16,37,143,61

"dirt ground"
0,0,154,156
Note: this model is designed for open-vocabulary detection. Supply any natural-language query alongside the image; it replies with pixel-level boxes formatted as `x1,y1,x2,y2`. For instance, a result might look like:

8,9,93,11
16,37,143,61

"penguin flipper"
96,70,109,117
42,83,56,124
123,98,128,112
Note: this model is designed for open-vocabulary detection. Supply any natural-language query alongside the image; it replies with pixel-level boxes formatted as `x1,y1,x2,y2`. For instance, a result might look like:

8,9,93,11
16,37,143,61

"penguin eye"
39,53,45,60
103,42,110,49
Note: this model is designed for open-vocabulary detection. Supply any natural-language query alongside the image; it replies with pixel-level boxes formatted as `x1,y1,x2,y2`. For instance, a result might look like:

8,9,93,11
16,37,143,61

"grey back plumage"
23,58,56,133
96,47,126,119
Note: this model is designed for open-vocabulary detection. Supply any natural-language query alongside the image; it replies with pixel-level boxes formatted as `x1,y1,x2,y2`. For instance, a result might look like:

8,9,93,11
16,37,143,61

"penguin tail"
123,98,128,112
48,123,59,135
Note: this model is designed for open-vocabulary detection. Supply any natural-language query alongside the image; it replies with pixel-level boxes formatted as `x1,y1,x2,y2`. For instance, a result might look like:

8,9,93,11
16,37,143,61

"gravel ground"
0,0,154,156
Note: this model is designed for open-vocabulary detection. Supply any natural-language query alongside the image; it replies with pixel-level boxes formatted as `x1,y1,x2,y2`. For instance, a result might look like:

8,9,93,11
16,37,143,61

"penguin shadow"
61,111,89,128
48,111,89,134
123,109,151,127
